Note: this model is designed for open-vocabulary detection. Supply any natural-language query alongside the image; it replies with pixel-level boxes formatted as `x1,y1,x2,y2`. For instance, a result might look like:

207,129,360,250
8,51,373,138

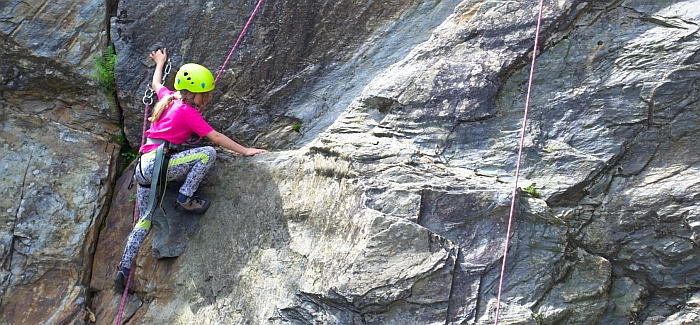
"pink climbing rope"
115,102,151,325
494,0,546,324
214,0,265,83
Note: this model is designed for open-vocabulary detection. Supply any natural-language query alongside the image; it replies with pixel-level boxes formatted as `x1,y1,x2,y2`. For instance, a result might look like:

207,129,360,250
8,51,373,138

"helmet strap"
180,90,200,109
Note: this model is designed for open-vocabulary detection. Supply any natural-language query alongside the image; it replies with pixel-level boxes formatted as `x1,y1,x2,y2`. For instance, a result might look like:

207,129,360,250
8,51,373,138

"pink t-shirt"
140,87,214,153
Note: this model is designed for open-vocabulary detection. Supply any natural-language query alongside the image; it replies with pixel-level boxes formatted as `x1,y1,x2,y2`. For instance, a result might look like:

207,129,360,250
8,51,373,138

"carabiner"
162,60,172,84
142,87,155,105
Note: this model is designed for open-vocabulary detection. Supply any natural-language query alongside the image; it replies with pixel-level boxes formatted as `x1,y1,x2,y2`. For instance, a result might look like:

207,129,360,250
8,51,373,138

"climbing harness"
116,1,264,323
138,139,179,219
494,0,546,324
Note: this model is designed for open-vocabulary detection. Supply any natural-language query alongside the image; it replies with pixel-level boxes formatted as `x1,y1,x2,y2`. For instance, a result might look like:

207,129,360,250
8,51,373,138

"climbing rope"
214,0,265,83
115,60,171,325
494,0,546,324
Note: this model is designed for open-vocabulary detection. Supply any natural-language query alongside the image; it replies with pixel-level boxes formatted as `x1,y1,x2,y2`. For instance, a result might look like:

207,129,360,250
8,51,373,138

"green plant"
128,193,137,203
91,45,117,98
522,183,540,198
114,130,138,170
122,148,137,162
293,123,302,133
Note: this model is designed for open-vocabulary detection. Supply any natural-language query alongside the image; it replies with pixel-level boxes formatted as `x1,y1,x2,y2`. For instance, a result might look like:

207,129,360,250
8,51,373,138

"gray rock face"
2,0,700,324
1,0,116,138
0,111,119,324
0,0,106,73
150,182,203,259
1,0,118,324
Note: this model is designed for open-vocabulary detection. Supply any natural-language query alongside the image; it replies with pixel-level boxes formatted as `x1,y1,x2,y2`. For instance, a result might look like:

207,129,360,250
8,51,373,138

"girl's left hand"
150,48,168,65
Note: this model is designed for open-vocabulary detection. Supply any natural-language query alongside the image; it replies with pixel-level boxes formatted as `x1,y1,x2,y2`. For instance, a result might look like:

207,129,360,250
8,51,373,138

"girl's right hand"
244,148,269,156
150,48,167,65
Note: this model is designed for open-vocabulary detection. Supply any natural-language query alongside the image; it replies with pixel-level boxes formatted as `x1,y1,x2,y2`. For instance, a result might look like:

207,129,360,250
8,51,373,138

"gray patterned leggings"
119,146,216,270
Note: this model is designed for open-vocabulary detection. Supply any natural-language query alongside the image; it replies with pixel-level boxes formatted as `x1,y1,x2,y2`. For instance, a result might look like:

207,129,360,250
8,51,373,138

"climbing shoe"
177,196,210,214
113,267,130,294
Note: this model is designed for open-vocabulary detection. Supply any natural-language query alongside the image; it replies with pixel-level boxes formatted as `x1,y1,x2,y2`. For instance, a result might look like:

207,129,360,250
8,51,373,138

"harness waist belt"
145,138,180,150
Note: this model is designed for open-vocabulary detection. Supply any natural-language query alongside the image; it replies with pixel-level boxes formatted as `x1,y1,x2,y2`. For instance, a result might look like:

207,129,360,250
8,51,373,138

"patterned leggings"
119,146,216,270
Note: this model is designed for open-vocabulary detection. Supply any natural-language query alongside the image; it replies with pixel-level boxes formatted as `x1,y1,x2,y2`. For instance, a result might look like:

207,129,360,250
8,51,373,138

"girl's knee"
204,146,216,163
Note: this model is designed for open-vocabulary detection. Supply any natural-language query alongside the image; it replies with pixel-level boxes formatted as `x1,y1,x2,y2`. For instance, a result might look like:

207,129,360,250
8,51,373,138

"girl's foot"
177,196,210,214
114,267,130,294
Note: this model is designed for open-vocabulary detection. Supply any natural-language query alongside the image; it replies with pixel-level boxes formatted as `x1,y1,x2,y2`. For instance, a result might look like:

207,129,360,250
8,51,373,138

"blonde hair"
149,91,212,123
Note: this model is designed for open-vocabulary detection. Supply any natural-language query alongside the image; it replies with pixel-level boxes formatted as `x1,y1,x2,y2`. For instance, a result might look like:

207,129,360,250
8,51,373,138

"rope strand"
215,0,265,83
494,0,546,323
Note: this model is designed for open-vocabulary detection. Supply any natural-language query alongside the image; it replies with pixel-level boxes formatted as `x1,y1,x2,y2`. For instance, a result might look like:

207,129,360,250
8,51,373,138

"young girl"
114,48,267,294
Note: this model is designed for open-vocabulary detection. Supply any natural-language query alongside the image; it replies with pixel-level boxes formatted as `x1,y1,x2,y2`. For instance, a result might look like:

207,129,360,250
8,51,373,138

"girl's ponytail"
149,92,183,123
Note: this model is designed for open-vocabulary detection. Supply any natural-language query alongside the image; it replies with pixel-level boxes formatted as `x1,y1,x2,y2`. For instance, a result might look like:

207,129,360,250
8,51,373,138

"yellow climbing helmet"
174,63,215,93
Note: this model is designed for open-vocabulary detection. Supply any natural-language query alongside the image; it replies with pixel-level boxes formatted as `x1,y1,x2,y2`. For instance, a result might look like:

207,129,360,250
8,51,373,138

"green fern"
91,45,117,97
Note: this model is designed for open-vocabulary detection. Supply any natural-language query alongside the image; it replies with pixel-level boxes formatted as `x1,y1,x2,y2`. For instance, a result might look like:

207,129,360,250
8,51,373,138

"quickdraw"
142,58,172,106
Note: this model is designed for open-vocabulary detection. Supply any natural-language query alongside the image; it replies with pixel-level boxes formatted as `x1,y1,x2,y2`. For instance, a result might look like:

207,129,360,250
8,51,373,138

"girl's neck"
180,92,200,109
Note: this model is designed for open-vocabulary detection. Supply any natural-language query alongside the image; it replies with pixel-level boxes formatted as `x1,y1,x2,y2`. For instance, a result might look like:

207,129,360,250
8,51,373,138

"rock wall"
2,0,700,324
1,0,119,324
